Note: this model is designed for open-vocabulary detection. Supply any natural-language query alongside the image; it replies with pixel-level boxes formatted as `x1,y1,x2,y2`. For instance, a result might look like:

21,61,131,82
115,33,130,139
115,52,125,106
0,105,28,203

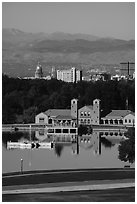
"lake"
2,130,133,173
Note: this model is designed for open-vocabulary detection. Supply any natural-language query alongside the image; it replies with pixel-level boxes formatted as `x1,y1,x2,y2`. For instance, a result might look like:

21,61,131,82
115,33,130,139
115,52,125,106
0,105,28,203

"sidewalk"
3,178,135,195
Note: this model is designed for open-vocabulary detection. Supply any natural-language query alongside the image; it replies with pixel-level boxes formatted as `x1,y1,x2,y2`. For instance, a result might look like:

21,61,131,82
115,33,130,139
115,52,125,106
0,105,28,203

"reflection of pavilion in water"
35,129,126,155
6,129,126,157
35,130,102,155
79,131,101,155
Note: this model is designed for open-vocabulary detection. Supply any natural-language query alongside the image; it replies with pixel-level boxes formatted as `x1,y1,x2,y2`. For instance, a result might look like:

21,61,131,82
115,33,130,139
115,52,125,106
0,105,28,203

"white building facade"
78,99,100,125
35,99,78,126
57,67,82,83
101,110,135,127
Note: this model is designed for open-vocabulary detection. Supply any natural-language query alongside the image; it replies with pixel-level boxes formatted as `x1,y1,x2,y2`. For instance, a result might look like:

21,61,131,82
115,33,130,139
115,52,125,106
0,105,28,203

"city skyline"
3,2,135,40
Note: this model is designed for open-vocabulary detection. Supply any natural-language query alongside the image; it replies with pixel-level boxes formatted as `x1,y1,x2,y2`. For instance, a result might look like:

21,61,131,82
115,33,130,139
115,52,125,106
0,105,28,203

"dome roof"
36,62,42,71
35,62,43,78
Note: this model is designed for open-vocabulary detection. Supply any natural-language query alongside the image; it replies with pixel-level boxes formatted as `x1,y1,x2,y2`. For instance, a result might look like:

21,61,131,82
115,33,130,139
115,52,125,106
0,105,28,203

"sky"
2,2,135,40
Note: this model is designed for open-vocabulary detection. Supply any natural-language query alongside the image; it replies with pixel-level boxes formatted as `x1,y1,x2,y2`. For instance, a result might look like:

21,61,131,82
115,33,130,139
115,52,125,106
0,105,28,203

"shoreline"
3,168,135,187
2,167,134,177
3,168,135,201
2,123,127,132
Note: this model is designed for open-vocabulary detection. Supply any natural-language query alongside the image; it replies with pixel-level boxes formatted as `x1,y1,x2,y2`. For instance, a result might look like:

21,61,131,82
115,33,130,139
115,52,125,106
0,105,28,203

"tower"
71,67,76,83
35,62,43,79
71,99,78,120
93,99,100,125
51,66,57,79
92,131,101,155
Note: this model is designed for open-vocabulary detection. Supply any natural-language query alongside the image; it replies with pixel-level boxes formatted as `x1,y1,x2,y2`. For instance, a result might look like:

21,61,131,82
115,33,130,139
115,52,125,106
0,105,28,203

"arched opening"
110,119,113,124
115,119,118,124
100,119,103,124
105,120,108,124
115,132,118,136
119,120,123,124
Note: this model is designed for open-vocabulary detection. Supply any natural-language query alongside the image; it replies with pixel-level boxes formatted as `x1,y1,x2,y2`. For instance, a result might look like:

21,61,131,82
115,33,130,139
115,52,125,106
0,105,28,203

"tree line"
2,74,135,124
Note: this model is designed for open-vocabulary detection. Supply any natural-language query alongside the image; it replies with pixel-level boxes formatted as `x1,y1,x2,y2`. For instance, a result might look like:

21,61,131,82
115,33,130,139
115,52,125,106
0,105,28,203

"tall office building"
51,66,57,78
57,67,82,83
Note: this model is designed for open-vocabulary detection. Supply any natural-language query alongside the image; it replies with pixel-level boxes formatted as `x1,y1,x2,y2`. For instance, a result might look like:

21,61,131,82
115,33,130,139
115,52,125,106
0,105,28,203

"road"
3,168,135,186
3,187,135,202
3,168,135,202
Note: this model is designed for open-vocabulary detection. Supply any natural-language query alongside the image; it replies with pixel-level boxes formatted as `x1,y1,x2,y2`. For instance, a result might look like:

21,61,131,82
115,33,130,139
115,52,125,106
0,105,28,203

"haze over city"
3,2,135,40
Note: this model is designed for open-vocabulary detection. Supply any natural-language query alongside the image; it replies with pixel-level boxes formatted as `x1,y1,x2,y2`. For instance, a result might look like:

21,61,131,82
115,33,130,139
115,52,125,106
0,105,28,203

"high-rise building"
51,66,57,79
35,62,43,79
57,67,82,83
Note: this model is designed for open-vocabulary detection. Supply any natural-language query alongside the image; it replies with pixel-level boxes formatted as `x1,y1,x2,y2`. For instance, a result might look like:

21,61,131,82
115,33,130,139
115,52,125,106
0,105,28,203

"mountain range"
2,28,135,77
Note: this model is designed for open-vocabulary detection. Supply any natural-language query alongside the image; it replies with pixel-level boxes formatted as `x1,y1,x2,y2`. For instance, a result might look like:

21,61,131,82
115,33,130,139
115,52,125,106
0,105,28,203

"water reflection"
3,130,126,155
3,129,131,173
55,144,64,157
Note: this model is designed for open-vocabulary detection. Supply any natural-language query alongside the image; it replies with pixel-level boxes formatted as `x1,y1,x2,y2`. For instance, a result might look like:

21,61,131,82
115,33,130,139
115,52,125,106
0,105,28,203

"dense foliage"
2,74,135,124
118,127,135,164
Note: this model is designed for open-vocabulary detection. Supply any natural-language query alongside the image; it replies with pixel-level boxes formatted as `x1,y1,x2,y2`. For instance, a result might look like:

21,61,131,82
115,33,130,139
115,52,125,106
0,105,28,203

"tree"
2,74,135,124
54,144,64,157
22,106,38,123
118,127,135,164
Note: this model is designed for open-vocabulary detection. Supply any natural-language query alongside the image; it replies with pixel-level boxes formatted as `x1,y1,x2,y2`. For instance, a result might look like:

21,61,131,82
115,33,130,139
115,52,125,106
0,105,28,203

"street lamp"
21,158,23,174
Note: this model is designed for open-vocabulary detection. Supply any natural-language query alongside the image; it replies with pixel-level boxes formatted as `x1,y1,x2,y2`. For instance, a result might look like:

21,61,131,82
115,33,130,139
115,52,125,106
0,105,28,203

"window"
110,132,113,136
84,112,87,116
63,129,69,133
105,120,108,124
55,129,61,133
70,129,76,133
48,129,54,133
84,119,87,124
48,119,52,124
39,118,44,123
81,111,84,116
87,112,90,116
115,120,118,124
119,120,123,124
129,119,131,123
110,119,113,124
88,119,90,124
125,119,127,123
100,119,103,124
115,132,118,136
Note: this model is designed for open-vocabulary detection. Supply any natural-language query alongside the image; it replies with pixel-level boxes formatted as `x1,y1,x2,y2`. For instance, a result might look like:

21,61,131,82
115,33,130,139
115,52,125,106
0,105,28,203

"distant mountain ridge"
3,28,101,42
2,28,135,77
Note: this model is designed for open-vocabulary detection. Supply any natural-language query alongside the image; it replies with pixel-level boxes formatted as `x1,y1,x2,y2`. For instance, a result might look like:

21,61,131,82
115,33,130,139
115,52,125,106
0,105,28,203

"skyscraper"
51,66,57,79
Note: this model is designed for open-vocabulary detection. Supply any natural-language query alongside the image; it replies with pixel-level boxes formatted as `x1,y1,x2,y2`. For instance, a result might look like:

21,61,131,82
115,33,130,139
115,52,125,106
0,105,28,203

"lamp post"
21,158,23,174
